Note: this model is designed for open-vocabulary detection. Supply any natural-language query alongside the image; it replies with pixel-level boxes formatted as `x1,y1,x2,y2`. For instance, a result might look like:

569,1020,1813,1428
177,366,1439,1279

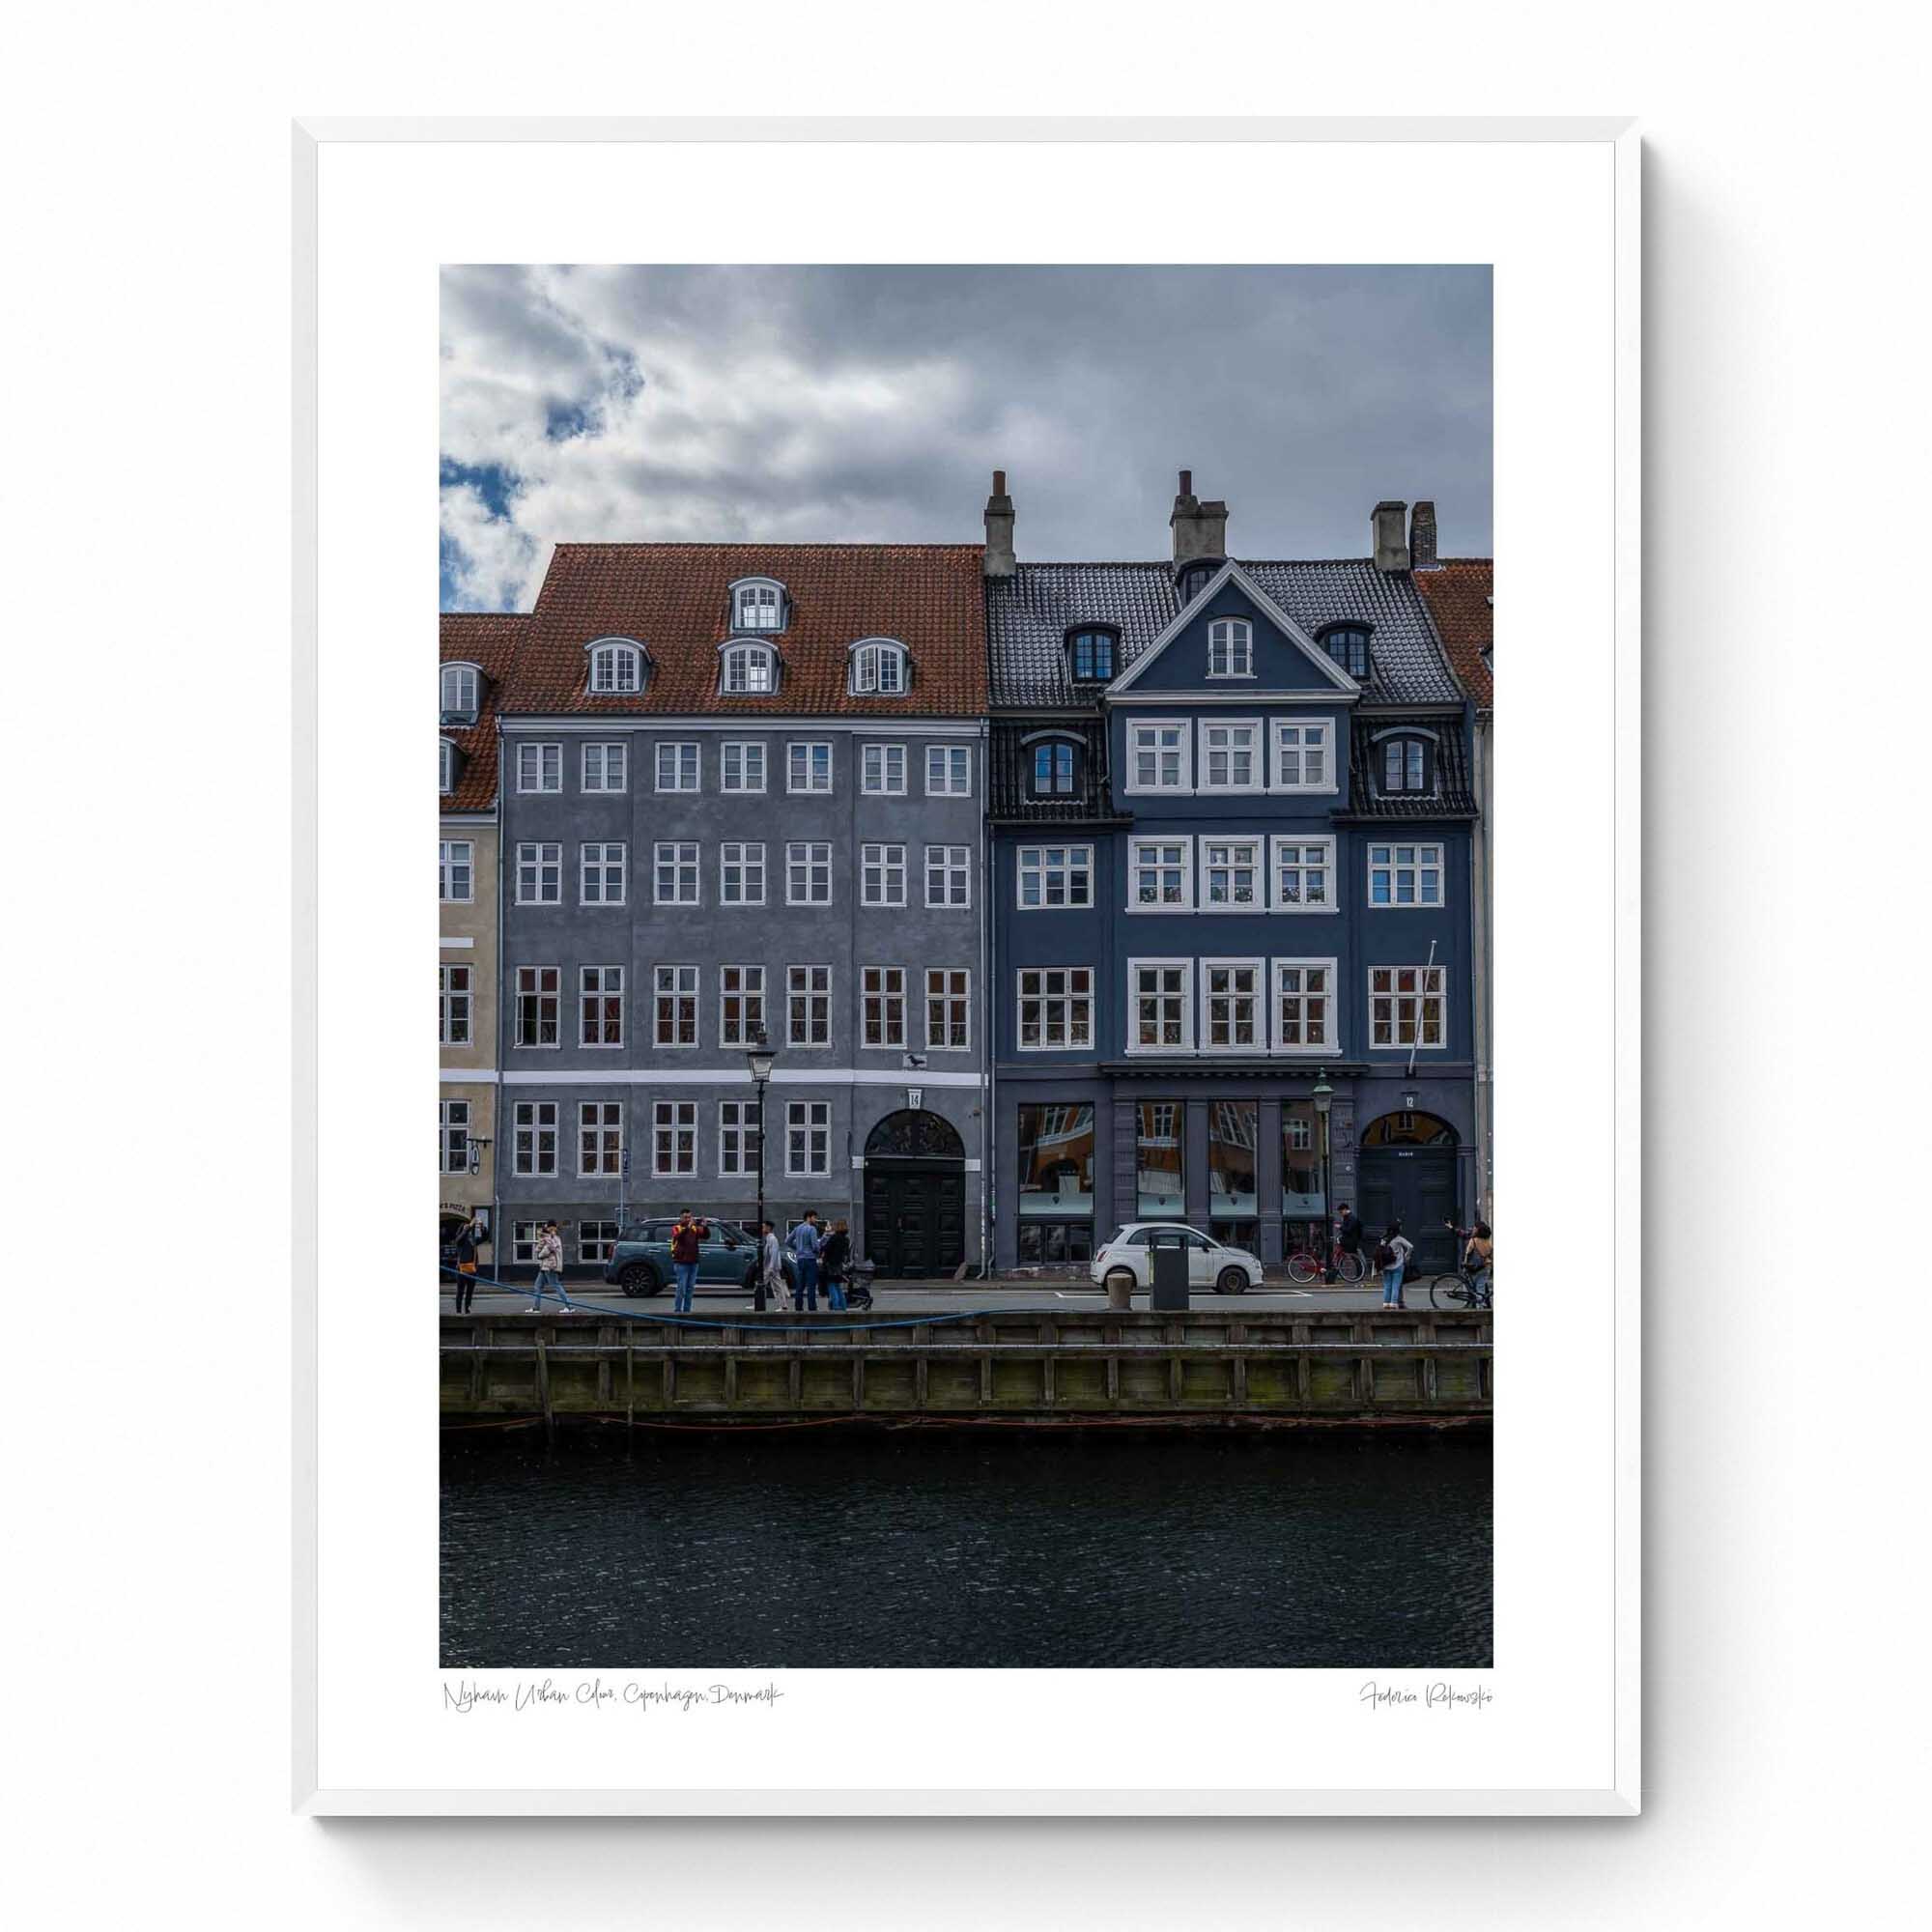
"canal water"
441,1428,1491,1670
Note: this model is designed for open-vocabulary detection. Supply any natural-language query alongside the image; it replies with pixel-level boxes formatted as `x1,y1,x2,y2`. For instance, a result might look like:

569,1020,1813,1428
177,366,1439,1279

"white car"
1091,1224,1264,1297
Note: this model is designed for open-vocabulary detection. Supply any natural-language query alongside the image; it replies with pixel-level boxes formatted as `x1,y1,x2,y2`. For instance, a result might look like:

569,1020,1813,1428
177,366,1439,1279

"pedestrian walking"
668,1208,707,1315
818,1217,852,1313
788,1210,823,1313
1377,1220,1414,1309
757,1220,788,1312
452,1215,482,1315
528,1220,564,1313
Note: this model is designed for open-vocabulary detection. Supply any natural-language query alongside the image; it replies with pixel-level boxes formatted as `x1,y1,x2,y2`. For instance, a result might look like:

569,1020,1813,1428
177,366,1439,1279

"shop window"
1136,1100,1184,1219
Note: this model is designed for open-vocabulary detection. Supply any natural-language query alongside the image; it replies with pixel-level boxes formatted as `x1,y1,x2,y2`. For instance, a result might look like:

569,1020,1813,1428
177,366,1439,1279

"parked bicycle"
1285,1241,1369,1286
1428,1220,1493,1309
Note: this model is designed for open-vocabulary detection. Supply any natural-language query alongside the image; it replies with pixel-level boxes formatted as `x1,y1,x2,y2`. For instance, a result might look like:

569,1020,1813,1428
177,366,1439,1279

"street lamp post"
746,1025,775,1305
1311,1070,1334,1284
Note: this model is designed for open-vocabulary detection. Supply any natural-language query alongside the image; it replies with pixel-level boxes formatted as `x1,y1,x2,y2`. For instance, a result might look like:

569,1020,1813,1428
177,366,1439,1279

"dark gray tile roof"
985,559,1465,709
987,718,1122,824
1342,718,1478,820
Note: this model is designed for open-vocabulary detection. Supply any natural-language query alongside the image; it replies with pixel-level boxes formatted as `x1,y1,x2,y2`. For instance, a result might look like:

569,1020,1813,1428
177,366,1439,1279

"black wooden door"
1355,1149,1460,1271
864,1163,965,1278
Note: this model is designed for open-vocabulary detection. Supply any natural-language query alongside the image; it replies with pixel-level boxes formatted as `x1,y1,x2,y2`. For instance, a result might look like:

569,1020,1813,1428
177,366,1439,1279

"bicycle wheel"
1285,1249,1321,1285
1429,1272,1471,1311
1337,1251,1367,1286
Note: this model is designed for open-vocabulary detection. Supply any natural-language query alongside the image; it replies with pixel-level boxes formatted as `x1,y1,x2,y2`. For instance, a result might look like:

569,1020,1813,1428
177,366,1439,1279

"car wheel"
617,1263,663,1299
1215,1266,1248,1295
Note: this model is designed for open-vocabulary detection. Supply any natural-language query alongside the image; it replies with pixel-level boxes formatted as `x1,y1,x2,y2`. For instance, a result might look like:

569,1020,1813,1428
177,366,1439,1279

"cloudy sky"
440,266,1491,612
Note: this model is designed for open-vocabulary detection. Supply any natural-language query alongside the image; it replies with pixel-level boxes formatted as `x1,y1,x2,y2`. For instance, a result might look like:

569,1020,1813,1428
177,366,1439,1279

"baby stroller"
840,1260,878,1311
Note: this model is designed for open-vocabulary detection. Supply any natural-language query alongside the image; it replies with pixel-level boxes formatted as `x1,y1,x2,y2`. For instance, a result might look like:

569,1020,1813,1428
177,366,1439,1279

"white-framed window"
514,966,560,1048
654,840,700,905
721,641,777,695
512,1101,558,1177
849,639,908,696
582,741,628,792
786,840,832,905
1128,958,1193,1053
1370,965,1447,1050
1378,733,1435,796
720,840,766,906
732,580,784,632
1207,617,1254,677
655,741,699,792
1272,958,1336,1054
721,740,767,793
1126,720,1191,792
787,741,833,793
516,743,561,793
787,965,831,1047
1198,719,1262,791
925,969,970,1051
515,841,561,905
438,738,459,796
786,1100,831,1176
1368,841,1446,908
439,1098,470,1175
587,639,644,695
720,965,766,1046
439,838,473,903
925,745,972,796
439,964,471,1045
861,842,907,908
654,965,698,1047
1017,967,1094,1049
1272,837,1336,913
862,966,907,1048
579,1221,620,1265
580,965,624,1047
579,1100,624,1178
440,662,480,722
1201,958,1264,1051
862,743,907,794
1017,844,1094,909
1271,721,1334,793
580,840,627,905
1129,838,1192,911
1201,838,1263,910
719,1100,762,1176
652,1100,697,1176
924,844,972,909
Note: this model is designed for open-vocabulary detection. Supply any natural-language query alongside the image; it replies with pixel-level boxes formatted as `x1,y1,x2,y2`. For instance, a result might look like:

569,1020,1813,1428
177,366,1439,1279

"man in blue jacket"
787,1211,823,1313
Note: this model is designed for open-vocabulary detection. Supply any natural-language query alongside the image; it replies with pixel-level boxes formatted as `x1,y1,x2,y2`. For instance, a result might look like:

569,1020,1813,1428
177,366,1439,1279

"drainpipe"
491,724,506,1261
979,717,993,1277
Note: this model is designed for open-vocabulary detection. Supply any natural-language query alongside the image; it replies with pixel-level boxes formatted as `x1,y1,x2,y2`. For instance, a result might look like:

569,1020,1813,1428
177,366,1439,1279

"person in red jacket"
668,1209,708,1314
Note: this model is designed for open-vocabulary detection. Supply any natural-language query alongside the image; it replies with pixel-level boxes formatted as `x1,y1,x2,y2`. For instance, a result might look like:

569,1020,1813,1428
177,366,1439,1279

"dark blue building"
983,475,1478,1274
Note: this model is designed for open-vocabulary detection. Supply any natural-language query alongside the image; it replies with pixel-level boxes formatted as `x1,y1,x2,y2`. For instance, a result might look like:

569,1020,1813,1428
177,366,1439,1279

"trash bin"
1148,1229,1190,1311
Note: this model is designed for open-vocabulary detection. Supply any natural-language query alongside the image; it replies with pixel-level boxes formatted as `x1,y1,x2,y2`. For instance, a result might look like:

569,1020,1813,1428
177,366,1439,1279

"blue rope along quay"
440,1263,1051,1335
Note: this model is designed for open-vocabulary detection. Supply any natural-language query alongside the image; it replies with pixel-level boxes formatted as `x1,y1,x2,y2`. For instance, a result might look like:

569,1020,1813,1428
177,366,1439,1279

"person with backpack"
1462,1220,1493,1308
668,1208,708,1315
818,1217,852,1312
1377,1220,1414,1309
451,1215,483,1315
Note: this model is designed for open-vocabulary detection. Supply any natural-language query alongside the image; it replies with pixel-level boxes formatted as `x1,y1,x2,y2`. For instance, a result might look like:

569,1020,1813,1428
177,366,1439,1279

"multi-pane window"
1128,722,1189,791
439,1098,469,1175
508,1222,540,1265
439,964,471,1045
654,965,698,1046
786,840,832,904
653,1101,697,1176
516,743,561,793
654,840,700,905
722,643,775,694
720,965,766,1046
719,1100,762,1176
579,1222,620,1265
440,662,480,722
1130,838,1191,909
861,843,907,908
1368,841,1445,907
1208,617,1254,677
1030,739,1076,796
721,740,767,793
720,841,766,906
580,966,623,1047
1273,838,1335,912
863,967,907,1048
1018,967,1094,1049
1323,625,1372,679
1273,960,1334,1052
786,1100,831,1176
1017,844,1093,909
439,739,458,795
787,741,833,793
862,743,907,794
850,641,906,695
1199,721,1261,790
1379,736,1433,794
579,1101,623,1178
515,841,561,905
1272,721,1332,791
1130,960,1192,1051
925,969,970,1050
734,582,782,631
588,641,643,694
582,741,627,792
655,741,699,792
580,840,627,905
513,1100,558,1177
1370,966,1447,1049
514,967,559,1048
787,965,831,1046
1202,839,1262,909
439,838,473,903
1068,629,1115,681
925,845,971,908
925,745,971,795
1202,960,1264,1050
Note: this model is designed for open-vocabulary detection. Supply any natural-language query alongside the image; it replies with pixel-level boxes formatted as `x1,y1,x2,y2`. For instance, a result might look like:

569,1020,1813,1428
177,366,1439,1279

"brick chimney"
983,469,1015,579
1408,500,1438,571
1170,469,1229,566
1373,499,1410,573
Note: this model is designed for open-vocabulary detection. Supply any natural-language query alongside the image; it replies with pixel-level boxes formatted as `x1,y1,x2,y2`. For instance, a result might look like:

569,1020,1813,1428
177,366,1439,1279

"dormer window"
1207,618,1253,678
1178,559,1219,605
849,639,909,696
1321,624,1373,679
585,638,645,696
440,662,481,724
1027,735,1081,798
720,641,778,696
731,579,786,633
438,737,460,796
1377,731,1436,795
1066,628,1116,682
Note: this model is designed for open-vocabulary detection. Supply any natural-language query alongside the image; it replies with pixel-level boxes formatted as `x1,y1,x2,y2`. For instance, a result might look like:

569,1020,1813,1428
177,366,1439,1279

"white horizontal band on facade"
498,717,986,736
439,936,475,949
494,1067,984,1089
440,1067,498,1081
850,1155,985,1172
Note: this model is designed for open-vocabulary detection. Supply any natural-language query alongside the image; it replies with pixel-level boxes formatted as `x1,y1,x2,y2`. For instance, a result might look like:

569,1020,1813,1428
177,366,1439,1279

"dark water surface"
441,1427,1491,1669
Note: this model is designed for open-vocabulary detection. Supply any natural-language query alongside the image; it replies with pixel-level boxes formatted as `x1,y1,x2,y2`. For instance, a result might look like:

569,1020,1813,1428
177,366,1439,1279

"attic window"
1378,734,1435,796
850,639,909,696
438,738,460,796
1067,629,1116,682
721,641,778,696
1178,559,1218,605
586,639,645,696
1207,618,1253,678
1321,624,1372,680
440,662,481,724
731,580,786,632
1027,736,1080,798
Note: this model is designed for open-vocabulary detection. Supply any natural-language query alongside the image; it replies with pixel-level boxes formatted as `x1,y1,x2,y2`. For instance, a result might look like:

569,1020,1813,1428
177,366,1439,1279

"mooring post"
534,1335,555,1446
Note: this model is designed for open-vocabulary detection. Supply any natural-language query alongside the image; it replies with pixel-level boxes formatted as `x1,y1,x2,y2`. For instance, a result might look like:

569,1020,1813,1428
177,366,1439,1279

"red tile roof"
440,612,527,812
506,543,989,717
1415,559,1492,713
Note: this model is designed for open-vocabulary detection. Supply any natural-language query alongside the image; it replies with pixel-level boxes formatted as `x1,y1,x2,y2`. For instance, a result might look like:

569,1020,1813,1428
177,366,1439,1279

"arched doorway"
1356,1112,1461,1272
864,1110,966,1279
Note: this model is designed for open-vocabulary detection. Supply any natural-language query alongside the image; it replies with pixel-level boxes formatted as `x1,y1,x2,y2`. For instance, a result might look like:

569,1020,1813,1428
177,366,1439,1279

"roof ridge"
547,540,985,553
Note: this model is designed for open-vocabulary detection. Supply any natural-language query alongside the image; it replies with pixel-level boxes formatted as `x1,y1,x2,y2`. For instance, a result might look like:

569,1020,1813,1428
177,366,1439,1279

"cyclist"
1462,1221,1493,1307
1331,1203,1365,1285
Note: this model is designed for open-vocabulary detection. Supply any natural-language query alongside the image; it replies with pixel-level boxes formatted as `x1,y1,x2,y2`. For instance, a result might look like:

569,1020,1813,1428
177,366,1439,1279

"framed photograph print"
294,116,1639,1816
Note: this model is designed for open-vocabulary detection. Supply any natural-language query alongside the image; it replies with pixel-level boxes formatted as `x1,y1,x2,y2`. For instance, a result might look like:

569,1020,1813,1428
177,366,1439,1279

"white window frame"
578,1100,624,1179
862,966,908,1049
652,1100,698,1177
1127,837,1193,913
719,1099,763,1176
786,965,832,1048
1270,956,1338,1056
655,740,700,793
1016,843,1094,910
514,841,561,906
1199,956,1266,1054
787,740,834,794
1197,718,1264,793
732,579,785,632
1270,836,1338,914
924,968,971,1052
1207,617,1254,678
654,964,699,1049
925,745,972,796
861,742,908,795
785,1099,832,1177
509,1222,541,1266
719,965,766,1047
512,1100,558,1178
849,639,909,696
578,1221,621,1265
786,840,833,905
439,964,472,1047
1126,957,1194,1055
924,844,972,909
1016,966,1094,1051
579,965,624,1048
719,840,767,906
1269,720,1336,794
586,639,644,695
1125,719,1193,794
579,839,628,906
1367,840,1447,909
439,1098,470,1175
513,966,560,1049
653,839,700,906
1369,964,1449,1052
720,740,767,794
516,742,561,794
720,641,778,696
439,838,474,904
440,662,480,722
582,741,628,793
438,738,459,796
861,842,907,909
1200,837,1264,912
